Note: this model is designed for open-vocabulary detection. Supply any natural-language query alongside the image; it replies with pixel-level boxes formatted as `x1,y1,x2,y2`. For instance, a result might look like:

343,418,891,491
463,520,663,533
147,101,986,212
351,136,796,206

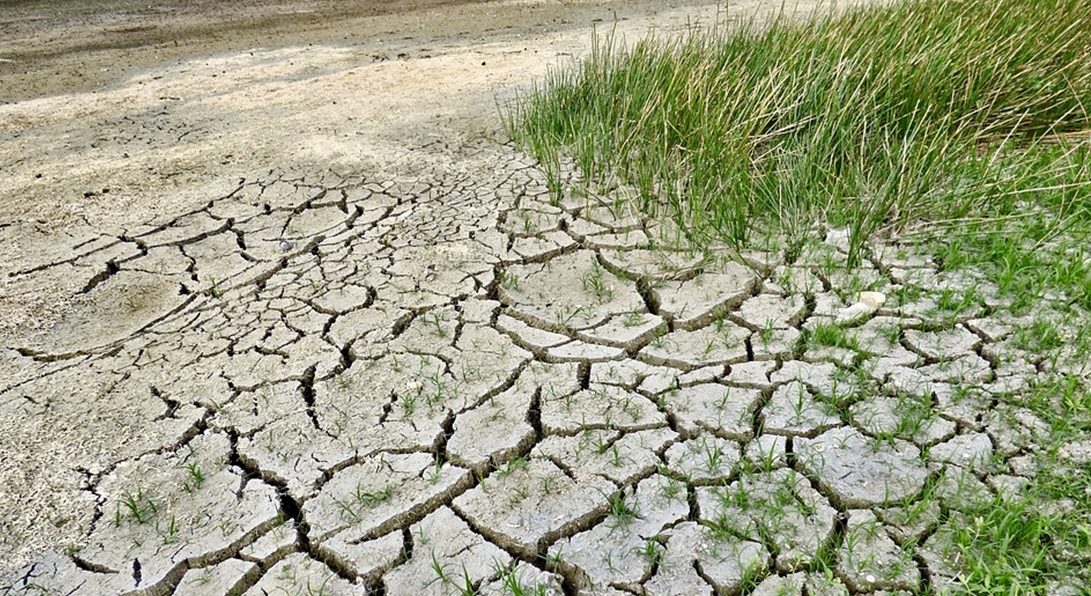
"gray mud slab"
643,522,770,596
548,474,688,589
697,468,838,573
0,0,1078,593
451,458,616,559
795,427,930,508
382,507,512,596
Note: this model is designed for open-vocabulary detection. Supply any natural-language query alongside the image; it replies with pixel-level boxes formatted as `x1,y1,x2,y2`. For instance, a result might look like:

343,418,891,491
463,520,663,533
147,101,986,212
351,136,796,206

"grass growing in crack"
508,0,1091,272
494,563,551,596
655,474,687,504
334,482,395,521
115,488,157,526
553,305,585,333
497,456,529,479
634,538,664,569
274,563,334,596
620,310,647,328
334,373,353,390
454,564,479,596
580,256,615,303
158,515,179,545
181,461,205,493
428,551,452,588
697,437,729,475
498,270,521,291
426,455,445,485
354,485,393,508
606,490,641,526
207,276,224,299
806,322,860,352
425,311,449,338
756,319,776,346
424,370,453,408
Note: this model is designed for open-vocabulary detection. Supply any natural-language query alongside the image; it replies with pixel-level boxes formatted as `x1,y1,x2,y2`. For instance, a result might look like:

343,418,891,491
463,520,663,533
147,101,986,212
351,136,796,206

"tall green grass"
508,0,1091,268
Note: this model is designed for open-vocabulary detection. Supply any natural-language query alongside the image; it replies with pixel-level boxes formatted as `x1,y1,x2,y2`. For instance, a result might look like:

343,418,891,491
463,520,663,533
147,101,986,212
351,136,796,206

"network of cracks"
3,141,1086,596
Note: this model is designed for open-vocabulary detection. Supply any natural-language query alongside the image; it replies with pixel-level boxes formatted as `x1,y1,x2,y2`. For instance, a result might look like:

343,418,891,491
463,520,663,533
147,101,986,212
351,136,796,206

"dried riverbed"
3,1,1089,594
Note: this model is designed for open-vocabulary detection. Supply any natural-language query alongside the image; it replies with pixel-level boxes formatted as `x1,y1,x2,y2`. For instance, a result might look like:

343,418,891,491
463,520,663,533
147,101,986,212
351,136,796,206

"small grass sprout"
116,488,158,526
581,256,614,302
182,461,205,492
606,490,641,526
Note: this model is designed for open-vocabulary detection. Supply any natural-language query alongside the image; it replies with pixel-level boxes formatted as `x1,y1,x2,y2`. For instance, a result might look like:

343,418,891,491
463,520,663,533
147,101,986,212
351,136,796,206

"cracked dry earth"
5,145,1087,596
3,5,1089,596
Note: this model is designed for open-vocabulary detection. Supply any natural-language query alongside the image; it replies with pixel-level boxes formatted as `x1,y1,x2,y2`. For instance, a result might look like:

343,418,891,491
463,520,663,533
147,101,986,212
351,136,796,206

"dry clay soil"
0,0,742,559
14,3,1060,596
0,0,769,339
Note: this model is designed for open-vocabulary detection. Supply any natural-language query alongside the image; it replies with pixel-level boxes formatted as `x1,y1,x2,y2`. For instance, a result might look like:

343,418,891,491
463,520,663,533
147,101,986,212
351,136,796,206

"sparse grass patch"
929,148,1091,312
606,490,641,526
806,321,860,352
115,488,158,526
950,479,1091,594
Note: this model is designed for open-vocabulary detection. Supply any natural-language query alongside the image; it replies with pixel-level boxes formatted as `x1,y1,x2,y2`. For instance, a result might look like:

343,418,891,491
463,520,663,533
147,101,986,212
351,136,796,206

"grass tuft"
508,0,1091,269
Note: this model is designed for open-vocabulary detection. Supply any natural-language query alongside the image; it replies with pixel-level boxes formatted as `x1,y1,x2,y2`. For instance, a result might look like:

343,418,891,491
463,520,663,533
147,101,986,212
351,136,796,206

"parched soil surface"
4,1,1088,595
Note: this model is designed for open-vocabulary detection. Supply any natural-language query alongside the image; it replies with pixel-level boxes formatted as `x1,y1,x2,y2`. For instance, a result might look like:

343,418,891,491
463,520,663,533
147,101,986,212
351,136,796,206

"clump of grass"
929,144,1091,312
948,452,1091,594
508,0,1091,268
950,487,1091,594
